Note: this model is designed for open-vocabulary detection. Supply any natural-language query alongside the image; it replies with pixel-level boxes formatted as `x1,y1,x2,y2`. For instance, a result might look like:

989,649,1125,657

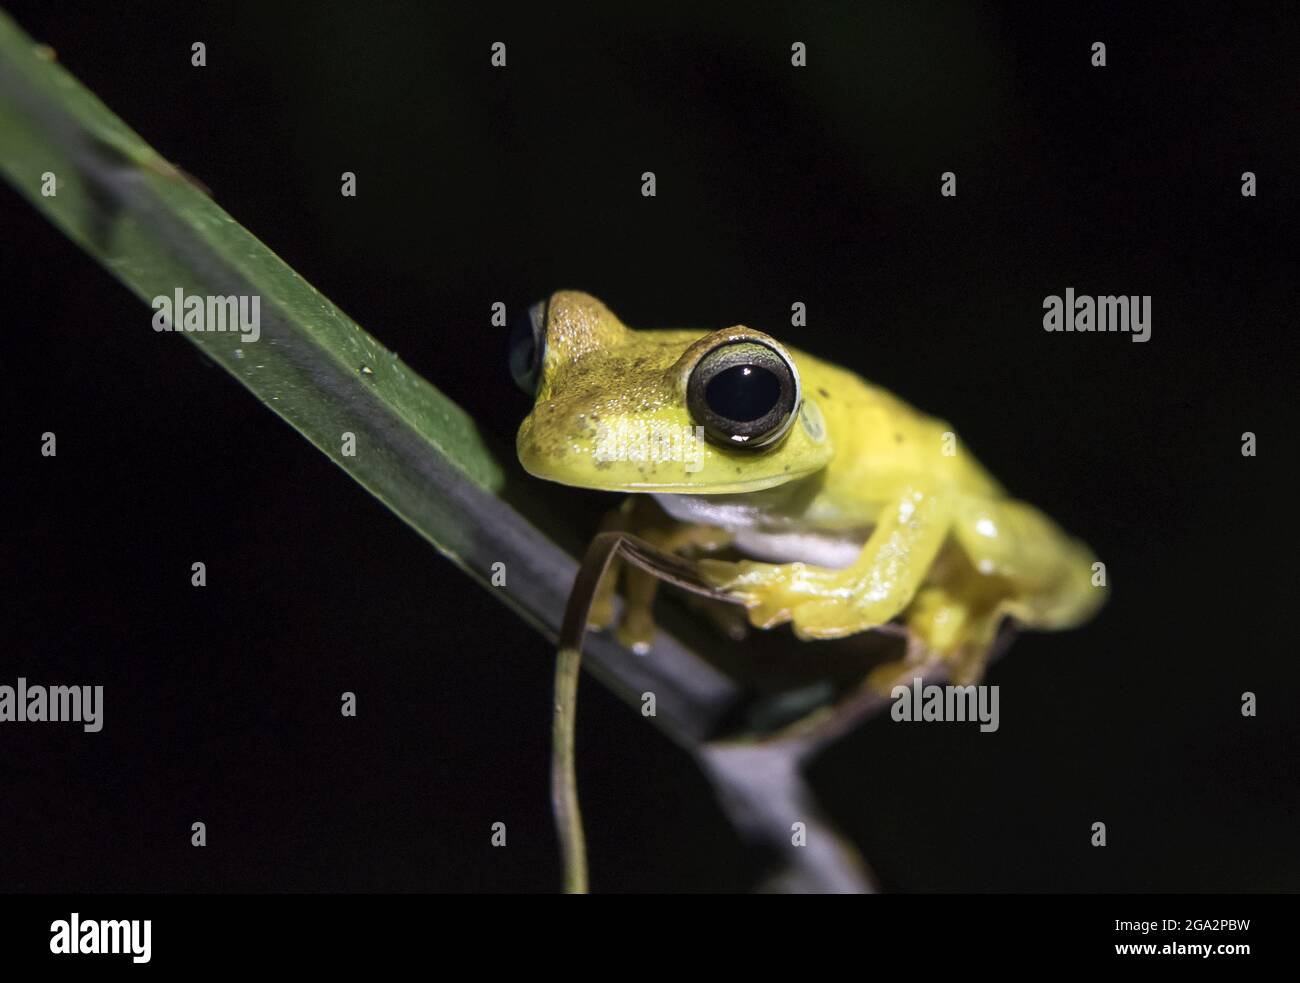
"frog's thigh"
952,498,1058,585
704,486,952,639
951,497,1094,628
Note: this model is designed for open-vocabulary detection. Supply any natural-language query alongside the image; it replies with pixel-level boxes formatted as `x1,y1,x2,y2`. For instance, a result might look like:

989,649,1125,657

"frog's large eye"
508,299,548,395
687,340,801,449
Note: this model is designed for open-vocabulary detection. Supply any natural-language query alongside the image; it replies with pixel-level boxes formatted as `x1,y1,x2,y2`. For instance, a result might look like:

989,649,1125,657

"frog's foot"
698,558,842,631
904,585,1010,685
700,551,941,640
699,558,905,639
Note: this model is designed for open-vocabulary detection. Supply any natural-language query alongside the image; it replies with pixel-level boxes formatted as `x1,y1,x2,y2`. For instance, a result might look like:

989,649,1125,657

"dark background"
2,2,1295,892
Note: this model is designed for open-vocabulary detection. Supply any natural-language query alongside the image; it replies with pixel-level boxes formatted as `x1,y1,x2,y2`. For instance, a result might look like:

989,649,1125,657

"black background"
2,2,1296,893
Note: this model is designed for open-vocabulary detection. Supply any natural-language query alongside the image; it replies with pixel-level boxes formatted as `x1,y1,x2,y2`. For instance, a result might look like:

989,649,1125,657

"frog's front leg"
700,486,952,640
589,497,732,652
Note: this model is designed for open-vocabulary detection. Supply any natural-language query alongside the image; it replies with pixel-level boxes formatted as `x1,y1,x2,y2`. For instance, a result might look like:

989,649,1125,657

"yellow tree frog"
511,290,1106,891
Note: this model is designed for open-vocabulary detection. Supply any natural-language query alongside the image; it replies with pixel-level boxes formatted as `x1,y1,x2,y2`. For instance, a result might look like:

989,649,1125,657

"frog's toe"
697,557,748,590
699,557,816,593
745,599,795,630
616,609,657,655
698,561,781,619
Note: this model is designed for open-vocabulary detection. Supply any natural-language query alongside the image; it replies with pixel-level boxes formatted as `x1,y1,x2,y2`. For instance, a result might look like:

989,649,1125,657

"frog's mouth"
609,466,825,495
516,436,826,495
516,399,832,495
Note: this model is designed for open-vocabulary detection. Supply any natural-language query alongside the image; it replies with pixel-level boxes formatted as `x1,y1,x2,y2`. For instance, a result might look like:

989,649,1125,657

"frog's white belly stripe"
653,493,769,529
731,528,861,568
654,493,862,569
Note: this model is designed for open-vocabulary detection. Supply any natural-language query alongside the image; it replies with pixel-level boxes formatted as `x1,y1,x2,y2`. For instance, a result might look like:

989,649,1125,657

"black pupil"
705,364,780,422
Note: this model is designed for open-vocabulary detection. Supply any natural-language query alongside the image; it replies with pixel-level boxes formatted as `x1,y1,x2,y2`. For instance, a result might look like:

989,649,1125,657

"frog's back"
791,346,1003,513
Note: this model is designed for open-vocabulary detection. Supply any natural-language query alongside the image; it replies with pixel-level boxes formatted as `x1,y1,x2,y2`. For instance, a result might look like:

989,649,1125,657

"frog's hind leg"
950,497,1107,632
904,497,1106,684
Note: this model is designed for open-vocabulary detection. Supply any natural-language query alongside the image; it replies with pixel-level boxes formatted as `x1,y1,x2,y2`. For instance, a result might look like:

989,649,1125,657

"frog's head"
512,291,832,494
